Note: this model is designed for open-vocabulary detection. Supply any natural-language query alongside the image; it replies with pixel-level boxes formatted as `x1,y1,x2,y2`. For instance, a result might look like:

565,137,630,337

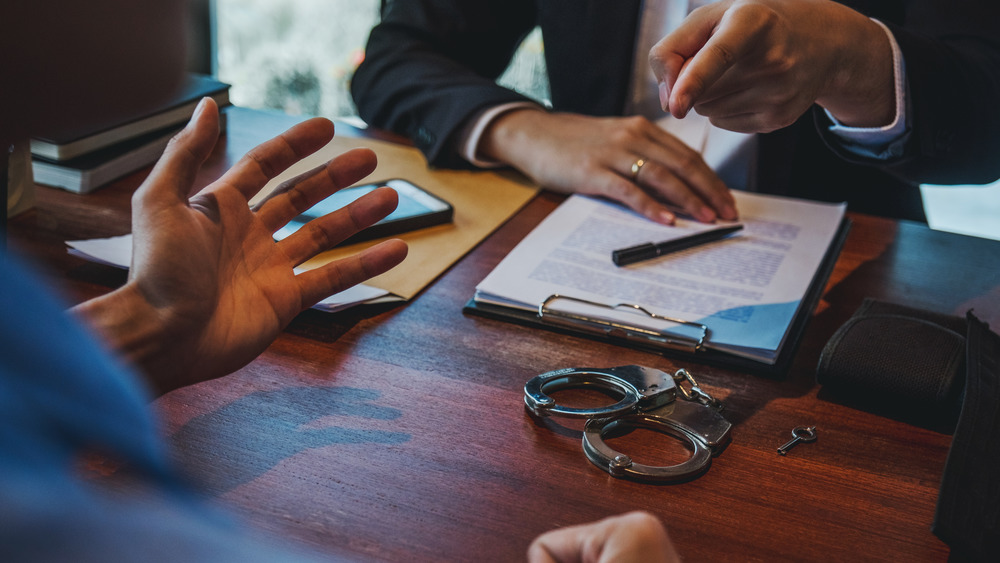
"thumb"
649,2,728,117
137,97,220,205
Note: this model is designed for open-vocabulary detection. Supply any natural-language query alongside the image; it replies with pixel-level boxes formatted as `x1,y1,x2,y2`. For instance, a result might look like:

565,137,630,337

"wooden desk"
10,108,1000,562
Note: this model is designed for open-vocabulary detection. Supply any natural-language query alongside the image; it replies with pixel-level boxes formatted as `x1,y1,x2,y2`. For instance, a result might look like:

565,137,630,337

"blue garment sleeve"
0,252,325,562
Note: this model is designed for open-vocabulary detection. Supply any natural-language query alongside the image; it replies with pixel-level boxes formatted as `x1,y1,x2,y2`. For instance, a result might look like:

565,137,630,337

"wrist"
478,107,550,167
817,16,896,128
460,102,543,167
71,283,178,396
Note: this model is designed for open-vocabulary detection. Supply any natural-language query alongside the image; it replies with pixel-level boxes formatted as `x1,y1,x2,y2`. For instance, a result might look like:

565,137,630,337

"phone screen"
273,179,453,245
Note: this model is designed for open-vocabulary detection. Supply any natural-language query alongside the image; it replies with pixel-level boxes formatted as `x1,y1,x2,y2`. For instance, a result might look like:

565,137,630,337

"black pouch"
817,298,967,424
818,300,1000,560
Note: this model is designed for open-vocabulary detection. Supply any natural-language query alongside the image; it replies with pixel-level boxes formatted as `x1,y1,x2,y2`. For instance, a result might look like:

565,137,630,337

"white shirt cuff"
458,102,546,167
824,18,909,159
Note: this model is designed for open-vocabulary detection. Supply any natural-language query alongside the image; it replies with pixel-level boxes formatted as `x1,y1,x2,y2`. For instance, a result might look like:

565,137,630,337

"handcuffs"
524,365,731,483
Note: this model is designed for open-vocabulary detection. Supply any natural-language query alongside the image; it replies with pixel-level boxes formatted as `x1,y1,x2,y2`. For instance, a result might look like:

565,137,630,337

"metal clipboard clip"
537,294,710,354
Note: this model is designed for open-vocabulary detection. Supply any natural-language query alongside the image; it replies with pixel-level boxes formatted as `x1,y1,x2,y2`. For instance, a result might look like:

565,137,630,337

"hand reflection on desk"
168,386,409,494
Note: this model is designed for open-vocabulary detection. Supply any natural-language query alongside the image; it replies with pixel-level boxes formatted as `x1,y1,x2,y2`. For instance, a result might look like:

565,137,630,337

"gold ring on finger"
631,159,647,182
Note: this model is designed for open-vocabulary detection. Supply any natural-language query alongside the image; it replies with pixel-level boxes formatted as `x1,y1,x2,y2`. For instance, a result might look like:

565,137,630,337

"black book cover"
31,73,230,161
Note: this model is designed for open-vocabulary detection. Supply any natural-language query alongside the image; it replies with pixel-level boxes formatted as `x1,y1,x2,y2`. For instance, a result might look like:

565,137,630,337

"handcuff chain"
672,369,723,410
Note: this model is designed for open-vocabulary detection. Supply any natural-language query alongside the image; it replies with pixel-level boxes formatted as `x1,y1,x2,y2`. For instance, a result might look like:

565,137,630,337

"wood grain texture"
11,109,1000,562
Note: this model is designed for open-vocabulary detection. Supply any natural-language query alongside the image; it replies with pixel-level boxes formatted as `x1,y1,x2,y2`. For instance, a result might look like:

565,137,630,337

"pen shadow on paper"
167,386,410,495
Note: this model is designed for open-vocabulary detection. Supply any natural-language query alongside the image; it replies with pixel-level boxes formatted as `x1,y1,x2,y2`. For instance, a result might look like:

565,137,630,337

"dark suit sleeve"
351,0,540,168
818,0,1000,186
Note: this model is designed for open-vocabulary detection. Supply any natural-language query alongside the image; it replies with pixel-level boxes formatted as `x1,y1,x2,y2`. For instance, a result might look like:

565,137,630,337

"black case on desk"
463,218,852,378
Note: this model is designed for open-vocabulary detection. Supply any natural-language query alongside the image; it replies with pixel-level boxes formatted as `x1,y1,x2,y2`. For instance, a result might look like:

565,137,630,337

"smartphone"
273,179,453,245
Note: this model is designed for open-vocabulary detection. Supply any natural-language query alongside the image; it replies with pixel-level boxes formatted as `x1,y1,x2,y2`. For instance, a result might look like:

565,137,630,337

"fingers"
282,184,407,308
136,97,220,206
635,127,738,222
278,186,399,266
254,148,379,232
651,1,771,119
633,159,733,222
688,68,793,132
587,156,732,226
597,171,683,225
295,238,408,308
527,512,679,563
216,116,338,202
649,2,731,118
584,117,735,224
580,124,737,224
695,90,803,133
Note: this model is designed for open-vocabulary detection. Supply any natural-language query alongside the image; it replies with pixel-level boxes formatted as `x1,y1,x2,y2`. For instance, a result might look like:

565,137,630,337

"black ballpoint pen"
611,224,744,267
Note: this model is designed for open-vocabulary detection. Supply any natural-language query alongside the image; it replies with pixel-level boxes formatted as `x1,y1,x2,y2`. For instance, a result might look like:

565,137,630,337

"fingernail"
658,210,676,225
192,97,208,121
659,82,670,112
697,207,717,223
673,95,688,119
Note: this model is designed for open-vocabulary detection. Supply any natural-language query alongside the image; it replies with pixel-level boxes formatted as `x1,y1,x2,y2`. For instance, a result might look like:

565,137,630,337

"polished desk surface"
10,107,1000,562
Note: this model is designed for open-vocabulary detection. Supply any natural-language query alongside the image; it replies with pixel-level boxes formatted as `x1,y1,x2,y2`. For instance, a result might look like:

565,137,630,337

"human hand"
650,0,895,132
527,511,680,563
73,98,408,395
480,109,737,224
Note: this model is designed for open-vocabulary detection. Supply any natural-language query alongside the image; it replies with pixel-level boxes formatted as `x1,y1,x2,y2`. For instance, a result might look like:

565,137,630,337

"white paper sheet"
473,192,845,363
66,234,397,312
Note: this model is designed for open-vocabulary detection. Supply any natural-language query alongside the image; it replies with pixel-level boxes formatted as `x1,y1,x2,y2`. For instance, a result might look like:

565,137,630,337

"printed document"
473,192,846,363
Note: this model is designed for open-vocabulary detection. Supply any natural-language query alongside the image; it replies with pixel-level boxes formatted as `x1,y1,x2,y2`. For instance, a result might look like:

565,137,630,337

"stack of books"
31,73,231,194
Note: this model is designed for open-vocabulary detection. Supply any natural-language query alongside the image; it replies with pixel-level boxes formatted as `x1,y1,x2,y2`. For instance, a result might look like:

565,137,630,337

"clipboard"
463,218,851,378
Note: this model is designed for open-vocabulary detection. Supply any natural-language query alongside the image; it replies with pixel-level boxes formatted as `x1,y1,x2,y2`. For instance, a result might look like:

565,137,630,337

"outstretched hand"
73,98,408,395
650,0,895,132
528,511,679,563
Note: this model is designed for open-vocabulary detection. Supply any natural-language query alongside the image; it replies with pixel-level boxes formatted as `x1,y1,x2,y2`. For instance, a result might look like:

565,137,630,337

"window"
214,0,549,120
216,0,379,118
